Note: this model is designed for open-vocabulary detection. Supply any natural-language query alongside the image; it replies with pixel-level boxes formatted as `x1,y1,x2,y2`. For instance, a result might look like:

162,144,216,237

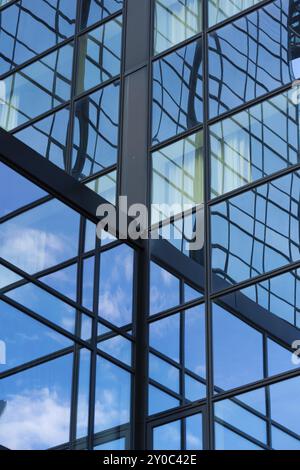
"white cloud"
0,388,70,450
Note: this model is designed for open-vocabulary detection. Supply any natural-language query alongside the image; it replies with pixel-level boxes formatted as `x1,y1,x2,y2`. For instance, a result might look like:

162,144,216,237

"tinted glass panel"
210,89,300,198
150,262,180,315
0,42,73,131
95,355,131,433
0,299,72,372
99,244,134,326
0,0,76,75
76,16,122,95
152,131,204,225
209,1,296,118
152,38,203,144
208,0,262,26
72,82,120,179
211,170,300,289
80,0,123,30
0,199,80,274
86,171,117,205
15,107,70,171
0,354,73,450
215,423,263,450
213,303,264,392
153,420,181,450
154,0,202,54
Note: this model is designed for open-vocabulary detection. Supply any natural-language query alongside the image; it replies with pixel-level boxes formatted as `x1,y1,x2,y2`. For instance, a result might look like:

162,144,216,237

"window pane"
0,42,73,131
209,1,296,119
0,354,73,450
150,313,180,362
0,299,72,373
208,0,262,26
76,16,122,95
0,162,47,217
15,107,70,171
80,0,123,30
270,376,300,437
215,423,263,450
210,89,300,198
211,170,300,289
86,170,117,205
153,420,181,450
149,353,180,393
95,438,126,450
40,263,77,302
149,385,179,415
72,82,120,179
152,39,203,145
186,414,203,450
213,303,264,392
184,305,206,378
152,131,204,225
99,244,134,326
76,349,91,439
0,199,80,275
272,426,300,450
150,262,180,315
0,0,76,75
154,0,202,55
95,355,131,433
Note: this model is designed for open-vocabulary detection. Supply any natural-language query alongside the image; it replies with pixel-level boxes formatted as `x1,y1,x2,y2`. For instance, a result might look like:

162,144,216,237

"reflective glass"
76,349,91,439
86,170,117,205
153,420,181,450
0,162,47,217
210,89,300,198
82,256,95,311
186,414,203,450
211,170,300,289
272,426,300,450
0,354,73,450
185,374,206,402
0,42,73,131
148,385,179,415
154,0,202,55
270,376,300,437
99,244,134,326
152,38,203,144
208,0,262,26
95,438,126,450
149,353,180,393
0,0,76,75
0,299,72,372
209,0,297,118
95,355,131,433
268,338,300,377
215,423,263,450
152,131,204,225
184,305,206,379
80,0,123,30
76,16,122,95
150,313,180,362
6,282,76,334
214,395,267,445
40,263,77,302
72,82,120,179
213,303,264,392
150,262,180,315
184,282,203,302
0,199,80,274
98,331,132,366
15,107,70,171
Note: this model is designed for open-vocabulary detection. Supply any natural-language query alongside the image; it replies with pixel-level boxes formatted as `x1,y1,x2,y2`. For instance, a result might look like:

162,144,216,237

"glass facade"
1,0,300,452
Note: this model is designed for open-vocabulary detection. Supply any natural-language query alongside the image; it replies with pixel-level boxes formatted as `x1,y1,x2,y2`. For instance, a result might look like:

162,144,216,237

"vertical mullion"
202,0,214,451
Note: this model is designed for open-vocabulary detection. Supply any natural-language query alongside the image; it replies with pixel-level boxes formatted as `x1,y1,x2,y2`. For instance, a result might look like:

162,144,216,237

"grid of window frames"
0,0,124,205
2,0,300,452
149,0,300,451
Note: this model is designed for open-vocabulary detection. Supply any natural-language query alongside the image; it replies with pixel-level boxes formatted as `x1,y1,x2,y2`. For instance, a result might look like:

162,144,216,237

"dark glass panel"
152,38,203,145
72,82,120,179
